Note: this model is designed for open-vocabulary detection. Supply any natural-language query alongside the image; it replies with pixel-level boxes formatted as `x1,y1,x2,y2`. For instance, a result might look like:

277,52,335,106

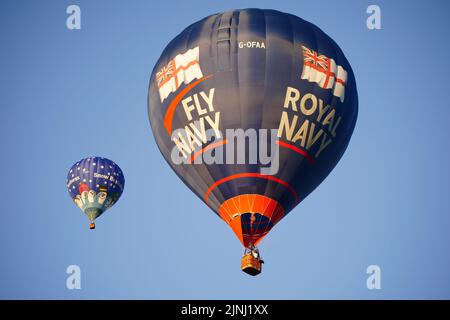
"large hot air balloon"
66,157,125,229
148,9,358,275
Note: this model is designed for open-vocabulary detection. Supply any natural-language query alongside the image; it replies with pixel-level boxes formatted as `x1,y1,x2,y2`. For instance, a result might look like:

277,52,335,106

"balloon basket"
89,223,95,230
241,254,262,276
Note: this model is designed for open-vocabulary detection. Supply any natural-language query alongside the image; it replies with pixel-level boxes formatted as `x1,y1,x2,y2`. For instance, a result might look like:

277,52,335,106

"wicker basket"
241,254,262,276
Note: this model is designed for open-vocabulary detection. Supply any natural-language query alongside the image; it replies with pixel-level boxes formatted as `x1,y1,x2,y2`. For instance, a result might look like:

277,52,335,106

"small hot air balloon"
66,157,125,229
147,9,358,275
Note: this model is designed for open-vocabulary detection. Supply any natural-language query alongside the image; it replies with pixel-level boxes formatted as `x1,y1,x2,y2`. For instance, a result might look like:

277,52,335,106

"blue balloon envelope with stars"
66,157,125,229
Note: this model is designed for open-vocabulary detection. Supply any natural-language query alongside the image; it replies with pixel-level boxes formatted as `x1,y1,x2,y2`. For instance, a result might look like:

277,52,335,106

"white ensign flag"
156,46,203,103
301,45,347,102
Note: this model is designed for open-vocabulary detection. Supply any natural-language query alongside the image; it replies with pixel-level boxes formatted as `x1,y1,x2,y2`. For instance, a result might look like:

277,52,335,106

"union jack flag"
302,46,331,72
156,60,176,89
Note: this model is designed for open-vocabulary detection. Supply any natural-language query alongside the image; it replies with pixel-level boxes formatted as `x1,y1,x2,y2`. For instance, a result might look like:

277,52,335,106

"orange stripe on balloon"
205,173,299,205
276,140,316,165
163,75,213,135
188,139,228,164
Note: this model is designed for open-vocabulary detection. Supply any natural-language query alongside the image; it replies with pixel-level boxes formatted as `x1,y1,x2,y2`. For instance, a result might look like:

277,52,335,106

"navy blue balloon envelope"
66,157,125,229
147,9,358,275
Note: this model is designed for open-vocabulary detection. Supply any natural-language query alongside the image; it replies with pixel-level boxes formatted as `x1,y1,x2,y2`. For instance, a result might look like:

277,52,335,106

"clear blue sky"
1,0,450,299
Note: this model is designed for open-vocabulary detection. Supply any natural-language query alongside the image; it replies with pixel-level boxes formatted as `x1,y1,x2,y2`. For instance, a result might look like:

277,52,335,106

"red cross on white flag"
156,46,203,103
301,45,347,102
